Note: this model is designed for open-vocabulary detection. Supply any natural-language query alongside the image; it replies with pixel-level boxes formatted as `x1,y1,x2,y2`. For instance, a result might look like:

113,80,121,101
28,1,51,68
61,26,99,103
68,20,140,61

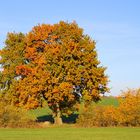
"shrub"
117,89,140,126
77,105,118,127
77,88,140,127
0,99,36,128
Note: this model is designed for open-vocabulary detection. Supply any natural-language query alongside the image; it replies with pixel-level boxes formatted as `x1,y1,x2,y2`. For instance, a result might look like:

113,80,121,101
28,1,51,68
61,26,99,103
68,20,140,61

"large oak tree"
0,21,108,124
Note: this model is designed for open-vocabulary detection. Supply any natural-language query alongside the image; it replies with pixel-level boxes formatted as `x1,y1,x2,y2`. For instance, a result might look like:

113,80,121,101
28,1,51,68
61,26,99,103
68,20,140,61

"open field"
0,127,139,140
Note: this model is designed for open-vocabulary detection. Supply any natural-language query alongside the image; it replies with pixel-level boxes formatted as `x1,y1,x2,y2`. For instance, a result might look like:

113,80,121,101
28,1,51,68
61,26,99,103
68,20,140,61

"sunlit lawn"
0,127,139,140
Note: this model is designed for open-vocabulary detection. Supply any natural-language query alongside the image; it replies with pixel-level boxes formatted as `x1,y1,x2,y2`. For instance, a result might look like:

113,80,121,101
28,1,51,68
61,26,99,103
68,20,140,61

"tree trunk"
54,104,63,125
54,114,63,125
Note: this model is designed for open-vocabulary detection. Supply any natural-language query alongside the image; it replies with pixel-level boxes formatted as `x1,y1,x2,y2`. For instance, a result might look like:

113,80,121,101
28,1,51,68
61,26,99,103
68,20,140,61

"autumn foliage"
77,89,140,127
117,89,140,126
0,32,25,91
0,21,108,124
0,98,36,128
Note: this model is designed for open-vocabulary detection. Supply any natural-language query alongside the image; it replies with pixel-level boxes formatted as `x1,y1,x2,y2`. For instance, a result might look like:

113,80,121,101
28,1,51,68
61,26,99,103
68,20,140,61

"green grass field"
0,127,139,140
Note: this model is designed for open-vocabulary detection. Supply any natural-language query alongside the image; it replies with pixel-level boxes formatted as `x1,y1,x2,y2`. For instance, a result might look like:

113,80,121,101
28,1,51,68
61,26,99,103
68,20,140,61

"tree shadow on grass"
37,115,54,123
62,114,78,123
37,114,79,124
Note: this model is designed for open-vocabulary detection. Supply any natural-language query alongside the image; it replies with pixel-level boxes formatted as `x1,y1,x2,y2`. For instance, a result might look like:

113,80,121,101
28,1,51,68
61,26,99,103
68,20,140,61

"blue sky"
0,0,140,96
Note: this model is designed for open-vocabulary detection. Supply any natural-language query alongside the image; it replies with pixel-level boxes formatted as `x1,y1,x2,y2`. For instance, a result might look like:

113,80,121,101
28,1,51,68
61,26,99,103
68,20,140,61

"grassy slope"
98,96,119,106
0,127,139,140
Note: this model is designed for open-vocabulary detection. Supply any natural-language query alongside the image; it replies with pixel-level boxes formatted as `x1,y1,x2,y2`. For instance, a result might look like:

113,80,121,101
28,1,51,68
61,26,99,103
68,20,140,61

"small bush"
77,105,118,127
77,88,140,127
0,99,36,128
117,89,140,126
